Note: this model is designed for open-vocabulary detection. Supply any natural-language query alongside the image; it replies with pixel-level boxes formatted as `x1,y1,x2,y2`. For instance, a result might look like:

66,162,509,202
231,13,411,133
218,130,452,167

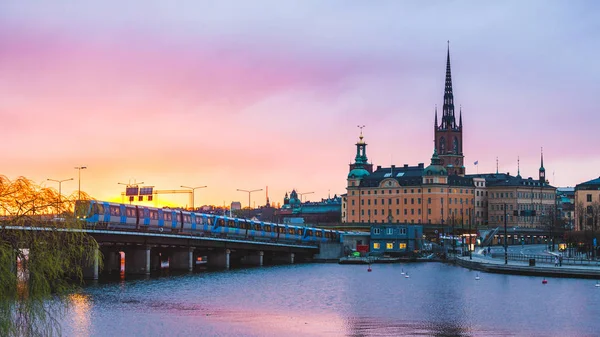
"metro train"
75,200,343,244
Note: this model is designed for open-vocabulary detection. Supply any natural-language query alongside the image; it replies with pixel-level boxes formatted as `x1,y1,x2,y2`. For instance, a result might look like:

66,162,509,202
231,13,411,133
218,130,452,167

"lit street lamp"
237,188,263,219
181,185,207,210
74,166,87,200
47,177,73,214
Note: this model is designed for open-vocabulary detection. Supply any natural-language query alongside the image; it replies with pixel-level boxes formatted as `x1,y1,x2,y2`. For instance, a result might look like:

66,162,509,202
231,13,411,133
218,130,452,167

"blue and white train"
75,200,342,244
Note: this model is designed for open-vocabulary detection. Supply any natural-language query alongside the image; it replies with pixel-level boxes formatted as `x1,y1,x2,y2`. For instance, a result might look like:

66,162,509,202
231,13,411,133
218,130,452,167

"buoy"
542,278,548,284
367,265,372,272
475,273,480,280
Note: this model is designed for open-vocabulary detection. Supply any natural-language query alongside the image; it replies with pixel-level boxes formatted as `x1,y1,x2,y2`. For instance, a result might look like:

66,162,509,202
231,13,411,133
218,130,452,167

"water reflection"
68,293,91,337
59,263,600,336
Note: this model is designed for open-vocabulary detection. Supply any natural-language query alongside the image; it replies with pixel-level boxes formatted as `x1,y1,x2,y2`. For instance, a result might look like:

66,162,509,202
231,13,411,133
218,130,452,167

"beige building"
574,177,600,231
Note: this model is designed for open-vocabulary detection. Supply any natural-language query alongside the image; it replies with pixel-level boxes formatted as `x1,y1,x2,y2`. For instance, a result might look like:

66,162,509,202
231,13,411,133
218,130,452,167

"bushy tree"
0,175,99,337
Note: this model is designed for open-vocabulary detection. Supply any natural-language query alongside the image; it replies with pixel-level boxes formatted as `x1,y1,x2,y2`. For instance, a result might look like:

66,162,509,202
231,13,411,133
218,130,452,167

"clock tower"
434,43,465,176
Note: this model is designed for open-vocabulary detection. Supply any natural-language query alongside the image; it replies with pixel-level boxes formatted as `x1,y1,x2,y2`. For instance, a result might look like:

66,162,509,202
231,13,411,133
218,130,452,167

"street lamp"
47,178,73,214
74,166,87,200
298,191,314,203
181,185,207,210
236,188,263,219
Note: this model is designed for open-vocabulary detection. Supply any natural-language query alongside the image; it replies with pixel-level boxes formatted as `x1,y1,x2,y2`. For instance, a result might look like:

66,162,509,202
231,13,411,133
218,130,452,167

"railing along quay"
490,253,600,266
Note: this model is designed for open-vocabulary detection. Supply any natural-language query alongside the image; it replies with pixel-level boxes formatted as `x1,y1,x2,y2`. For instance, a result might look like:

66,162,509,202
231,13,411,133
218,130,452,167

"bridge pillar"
272,252,295,265
241,251,264,266
103,249,120,275
170,248,195,272
208,249,230,270
82,247,99,280
125,246,151,275
290,253,295,264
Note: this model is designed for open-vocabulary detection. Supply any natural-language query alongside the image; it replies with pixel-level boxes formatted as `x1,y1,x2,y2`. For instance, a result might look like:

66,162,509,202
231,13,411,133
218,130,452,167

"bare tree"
575,201,586,231
0,175,99,337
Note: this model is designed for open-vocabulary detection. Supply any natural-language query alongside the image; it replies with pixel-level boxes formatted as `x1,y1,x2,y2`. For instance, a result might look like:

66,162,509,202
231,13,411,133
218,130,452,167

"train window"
184,215,191,223
217,219,224,226
307,230,313,236
316,231,322,238
150,211,158,220
97,204,104,215
206,217,213,226
278,226,285,233
126,208,135,217
110,206,121,216
332,233,337,239
164,213,172,221
227,220,236,228
138,209,144,217
264,225,271,232
254,223,261,230
287,228,294,234
325,232,330,238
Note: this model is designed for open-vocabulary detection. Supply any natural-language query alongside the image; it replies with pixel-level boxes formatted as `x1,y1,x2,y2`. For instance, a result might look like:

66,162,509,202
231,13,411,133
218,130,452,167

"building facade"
370,224,423,255
574,177,600,231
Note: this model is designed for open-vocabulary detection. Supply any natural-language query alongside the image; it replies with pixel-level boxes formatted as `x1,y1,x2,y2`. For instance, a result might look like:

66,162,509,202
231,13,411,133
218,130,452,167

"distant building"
275,190,342,225
370,224,423,255
556,187,575,230
574,177,600,231
230,201,242,211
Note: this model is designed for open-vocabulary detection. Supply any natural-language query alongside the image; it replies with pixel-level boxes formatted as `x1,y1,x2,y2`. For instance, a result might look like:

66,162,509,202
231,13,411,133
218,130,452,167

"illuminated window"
399,243,407,249
373,243,380,249
386,243,394,249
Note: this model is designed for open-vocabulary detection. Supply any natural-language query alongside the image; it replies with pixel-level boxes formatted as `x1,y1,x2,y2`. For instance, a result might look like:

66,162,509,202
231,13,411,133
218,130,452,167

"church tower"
539,148,546,183
434,43,465,176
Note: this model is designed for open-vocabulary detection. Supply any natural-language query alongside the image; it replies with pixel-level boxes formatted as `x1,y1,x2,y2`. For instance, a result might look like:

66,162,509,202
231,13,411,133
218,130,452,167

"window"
399,243,407,249
373,243,380,249
374,199,378,205
373,228,380,234
587,194,593,202
352,200,355,206
386,243,394,249
428,198,431,204
387,228,393,235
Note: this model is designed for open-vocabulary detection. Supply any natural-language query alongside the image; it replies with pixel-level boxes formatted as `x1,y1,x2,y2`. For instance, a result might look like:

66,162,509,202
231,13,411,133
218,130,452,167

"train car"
77,200,343,245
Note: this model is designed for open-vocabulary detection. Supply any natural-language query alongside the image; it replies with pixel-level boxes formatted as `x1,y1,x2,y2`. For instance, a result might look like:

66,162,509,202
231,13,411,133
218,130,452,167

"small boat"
542,278,548,284
367,264,372,272
401,268,405,275
595,281,600,288
404,272,410,278
475,273,480,280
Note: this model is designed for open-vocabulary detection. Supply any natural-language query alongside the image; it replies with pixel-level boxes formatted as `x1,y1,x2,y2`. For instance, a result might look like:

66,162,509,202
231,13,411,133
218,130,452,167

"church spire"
434,105,438,128
539,147,546,183
441,41,456,130
459,105,462,128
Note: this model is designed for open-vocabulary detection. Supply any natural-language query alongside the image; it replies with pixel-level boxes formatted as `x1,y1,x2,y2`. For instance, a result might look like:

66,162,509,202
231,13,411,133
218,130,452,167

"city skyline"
1,1,599,207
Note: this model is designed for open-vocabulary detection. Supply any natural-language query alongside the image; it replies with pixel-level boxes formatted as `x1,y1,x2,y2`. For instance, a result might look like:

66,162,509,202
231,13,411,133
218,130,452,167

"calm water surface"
61,263,600,336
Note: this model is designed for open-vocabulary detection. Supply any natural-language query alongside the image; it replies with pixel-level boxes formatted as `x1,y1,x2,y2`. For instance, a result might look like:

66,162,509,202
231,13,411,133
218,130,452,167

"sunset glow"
1,1,598,208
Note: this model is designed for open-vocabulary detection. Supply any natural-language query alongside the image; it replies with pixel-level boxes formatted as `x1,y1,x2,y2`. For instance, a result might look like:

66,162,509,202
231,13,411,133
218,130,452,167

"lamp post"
181,185,207,210
47,178,73,214
237,188,263,219
504,203,508,265
74,166,87,200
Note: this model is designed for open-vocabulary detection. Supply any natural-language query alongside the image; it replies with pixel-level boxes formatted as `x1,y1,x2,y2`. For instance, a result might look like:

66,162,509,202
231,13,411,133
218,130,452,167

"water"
60,263,600,336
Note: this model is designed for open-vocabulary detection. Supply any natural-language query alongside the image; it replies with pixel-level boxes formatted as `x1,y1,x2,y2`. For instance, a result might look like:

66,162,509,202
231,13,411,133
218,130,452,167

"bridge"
5,223,341,280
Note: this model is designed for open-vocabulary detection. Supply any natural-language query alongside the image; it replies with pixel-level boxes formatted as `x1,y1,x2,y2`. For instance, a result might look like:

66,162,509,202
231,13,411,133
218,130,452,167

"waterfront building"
574,177,600,231
344,46,474,232
370,224,423,255
467,153,556,230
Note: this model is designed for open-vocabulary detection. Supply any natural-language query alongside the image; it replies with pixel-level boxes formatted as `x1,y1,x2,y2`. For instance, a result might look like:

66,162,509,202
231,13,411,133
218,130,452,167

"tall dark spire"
441,41,456,130
539,147,546,183
459,105,462,128
434,105,438,128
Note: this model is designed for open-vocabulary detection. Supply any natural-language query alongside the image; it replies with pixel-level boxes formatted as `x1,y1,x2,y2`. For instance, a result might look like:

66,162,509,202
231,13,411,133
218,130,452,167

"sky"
1,1,599,208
